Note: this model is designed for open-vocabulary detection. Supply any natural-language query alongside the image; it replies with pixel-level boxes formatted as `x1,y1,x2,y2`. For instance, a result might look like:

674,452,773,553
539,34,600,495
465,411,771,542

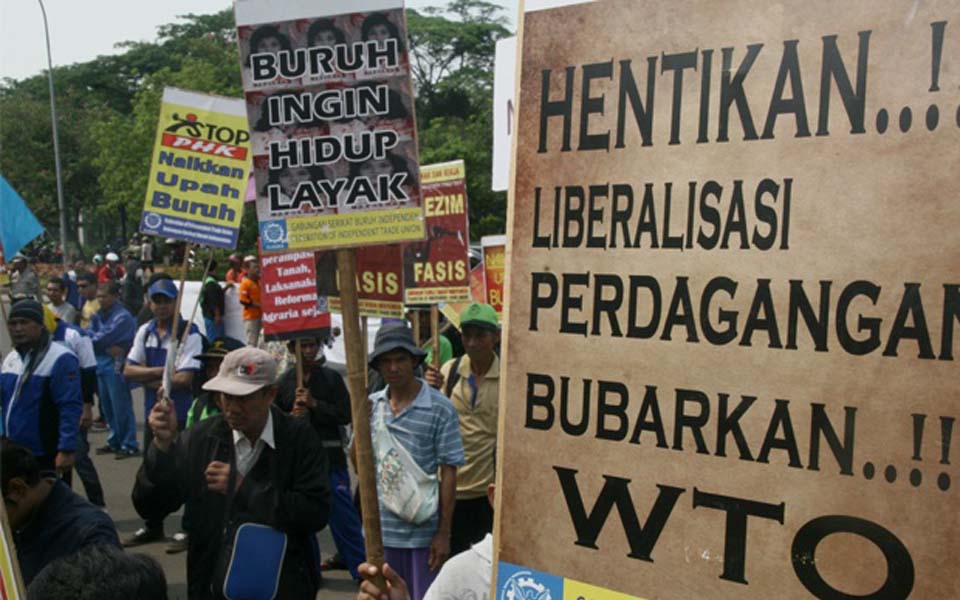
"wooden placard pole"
295,339,304,389
411,308,421,347
336,248,385,588
430,304,440,368
178,248,216,350
162,243,192,406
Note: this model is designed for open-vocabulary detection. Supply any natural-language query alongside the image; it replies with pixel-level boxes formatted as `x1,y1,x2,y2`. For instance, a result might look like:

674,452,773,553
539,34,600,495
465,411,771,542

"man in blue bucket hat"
367,322,465,600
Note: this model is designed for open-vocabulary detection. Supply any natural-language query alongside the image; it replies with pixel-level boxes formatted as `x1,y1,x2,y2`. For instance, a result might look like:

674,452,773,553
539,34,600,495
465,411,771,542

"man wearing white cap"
96,252,125,284
133,346,330,600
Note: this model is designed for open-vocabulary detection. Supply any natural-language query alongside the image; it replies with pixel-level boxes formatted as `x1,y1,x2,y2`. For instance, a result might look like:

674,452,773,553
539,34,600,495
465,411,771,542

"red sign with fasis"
403,160,471,304
320,245,406,318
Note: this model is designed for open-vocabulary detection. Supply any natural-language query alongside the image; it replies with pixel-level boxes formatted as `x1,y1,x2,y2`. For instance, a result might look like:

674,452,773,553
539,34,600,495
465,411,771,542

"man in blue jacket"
1,299,82,475
48,308,106,507
88,281,139,458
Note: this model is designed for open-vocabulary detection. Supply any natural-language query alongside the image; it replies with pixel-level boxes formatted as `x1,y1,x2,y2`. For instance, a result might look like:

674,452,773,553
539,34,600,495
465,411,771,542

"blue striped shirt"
370,379,465,548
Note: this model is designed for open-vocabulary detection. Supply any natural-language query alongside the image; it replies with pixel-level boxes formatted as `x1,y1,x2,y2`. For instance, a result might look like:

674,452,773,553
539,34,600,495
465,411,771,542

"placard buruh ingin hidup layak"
494,1,960,599
235,0,425,253
140,88,250,248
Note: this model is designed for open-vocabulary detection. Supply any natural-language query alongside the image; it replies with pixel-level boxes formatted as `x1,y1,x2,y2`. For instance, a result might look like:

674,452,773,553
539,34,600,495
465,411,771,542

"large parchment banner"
494,1,960,599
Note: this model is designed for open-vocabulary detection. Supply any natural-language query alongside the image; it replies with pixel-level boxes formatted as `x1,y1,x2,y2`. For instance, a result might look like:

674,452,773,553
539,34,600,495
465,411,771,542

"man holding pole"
123,277,204,548
276,335,365,579
133,346,330,599
368,322,465,600
425,303,500,555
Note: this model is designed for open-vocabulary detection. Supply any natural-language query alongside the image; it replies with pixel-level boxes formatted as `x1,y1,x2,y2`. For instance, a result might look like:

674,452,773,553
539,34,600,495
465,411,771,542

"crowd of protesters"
1,243,503,600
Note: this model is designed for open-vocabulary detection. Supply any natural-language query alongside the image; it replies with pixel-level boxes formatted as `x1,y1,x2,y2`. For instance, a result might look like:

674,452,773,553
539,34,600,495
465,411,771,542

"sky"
0,0,524,82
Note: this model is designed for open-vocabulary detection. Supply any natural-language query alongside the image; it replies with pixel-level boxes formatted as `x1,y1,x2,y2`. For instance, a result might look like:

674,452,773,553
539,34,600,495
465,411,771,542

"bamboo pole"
336,248,385,589
178,248,216,350
360,316,369,388
430,304,440,368
411,309,421,347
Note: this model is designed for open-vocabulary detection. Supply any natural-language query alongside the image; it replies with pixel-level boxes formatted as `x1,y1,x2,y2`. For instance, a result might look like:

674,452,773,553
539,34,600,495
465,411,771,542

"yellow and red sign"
140,88,251,249
481,235,505,314
403,160,471,304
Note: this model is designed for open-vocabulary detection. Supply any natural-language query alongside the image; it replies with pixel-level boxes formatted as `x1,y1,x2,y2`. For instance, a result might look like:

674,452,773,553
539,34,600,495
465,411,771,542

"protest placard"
440,263,487,329
492,37,517,193
236,0,425,253
481,235,505,314
494,1,960,599
140,88,250,248
1,505,24,600
260,250,331,341
403,160,471,304
318,244,405,318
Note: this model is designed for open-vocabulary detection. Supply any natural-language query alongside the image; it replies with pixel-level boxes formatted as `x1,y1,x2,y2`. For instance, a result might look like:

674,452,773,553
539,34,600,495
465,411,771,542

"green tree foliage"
409,0,511,238
0,3,511,256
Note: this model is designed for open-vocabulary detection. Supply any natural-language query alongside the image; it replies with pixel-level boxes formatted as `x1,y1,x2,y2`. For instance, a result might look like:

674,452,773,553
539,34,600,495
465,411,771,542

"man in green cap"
425,302,500,555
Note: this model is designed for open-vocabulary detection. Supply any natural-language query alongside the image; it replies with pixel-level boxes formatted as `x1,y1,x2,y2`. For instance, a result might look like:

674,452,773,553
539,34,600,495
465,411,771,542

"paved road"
80,388,359,600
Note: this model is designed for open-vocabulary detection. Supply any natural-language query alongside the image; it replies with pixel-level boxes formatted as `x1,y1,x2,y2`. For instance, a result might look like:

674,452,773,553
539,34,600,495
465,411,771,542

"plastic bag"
372,402,438,524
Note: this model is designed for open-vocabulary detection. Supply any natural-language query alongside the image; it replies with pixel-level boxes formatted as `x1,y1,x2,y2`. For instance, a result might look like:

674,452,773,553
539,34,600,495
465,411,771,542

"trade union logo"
262,221,287,246
500,571,553,600
142,212,163,231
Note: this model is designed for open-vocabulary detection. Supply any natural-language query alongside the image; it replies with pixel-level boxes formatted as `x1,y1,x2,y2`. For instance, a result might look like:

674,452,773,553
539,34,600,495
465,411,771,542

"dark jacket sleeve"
132,431,192,522
274,369,295,413
80,368,97,405
308,368,352,426
233,418,330,535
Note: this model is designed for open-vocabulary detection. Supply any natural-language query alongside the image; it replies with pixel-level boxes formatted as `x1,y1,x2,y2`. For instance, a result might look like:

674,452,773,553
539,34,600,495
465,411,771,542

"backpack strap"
444,355,463,399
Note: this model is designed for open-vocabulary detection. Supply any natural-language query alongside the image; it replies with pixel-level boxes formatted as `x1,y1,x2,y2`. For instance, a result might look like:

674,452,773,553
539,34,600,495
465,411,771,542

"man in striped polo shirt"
368,323,465,600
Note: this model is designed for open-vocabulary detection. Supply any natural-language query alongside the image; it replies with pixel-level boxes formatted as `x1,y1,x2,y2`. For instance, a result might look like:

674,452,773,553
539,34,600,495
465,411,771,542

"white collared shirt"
232,411,276,476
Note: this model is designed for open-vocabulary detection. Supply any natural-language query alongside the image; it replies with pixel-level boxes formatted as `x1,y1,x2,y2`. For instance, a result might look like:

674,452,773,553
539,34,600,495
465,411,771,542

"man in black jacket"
276,335,365,578
133,347,330,599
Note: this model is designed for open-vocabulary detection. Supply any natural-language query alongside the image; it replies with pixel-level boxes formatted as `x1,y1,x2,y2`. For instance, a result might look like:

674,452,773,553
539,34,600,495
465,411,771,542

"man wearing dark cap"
368,323,465,600
123,277,204,547
1,299,82,476
133,347,330,600
425,303,501,555
186,337,245,428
